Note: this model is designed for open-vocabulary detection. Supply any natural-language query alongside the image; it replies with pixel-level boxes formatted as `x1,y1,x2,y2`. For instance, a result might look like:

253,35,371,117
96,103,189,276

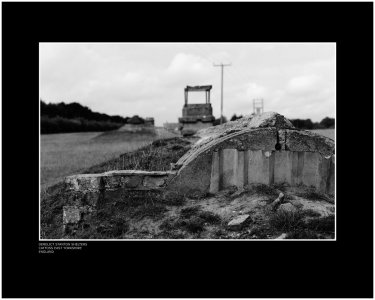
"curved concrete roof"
167,112,335,194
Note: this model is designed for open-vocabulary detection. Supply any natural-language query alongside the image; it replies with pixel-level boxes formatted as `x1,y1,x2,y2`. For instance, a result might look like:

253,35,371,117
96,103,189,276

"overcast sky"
40,43,335,126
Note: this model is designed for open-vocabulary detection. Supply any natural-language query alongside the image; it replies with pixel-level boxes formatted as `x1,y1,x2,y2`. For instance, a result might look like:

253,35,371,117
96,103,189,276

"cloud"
40,43,335,125
286,74,321,95
165,53,214,86
245,82,267,98
167,53,208,74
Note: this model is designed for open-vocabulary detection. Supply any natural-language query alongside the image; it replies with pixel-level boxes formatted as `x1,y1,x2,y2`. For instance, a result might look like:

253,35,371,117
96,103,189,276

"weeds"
159,206,222,236
128,203,167,220
267,206,335,239
84,137,191,173
268,209,305,231
246,184,280,198
180,206,202,218
304,215,335,233
295,186,334,203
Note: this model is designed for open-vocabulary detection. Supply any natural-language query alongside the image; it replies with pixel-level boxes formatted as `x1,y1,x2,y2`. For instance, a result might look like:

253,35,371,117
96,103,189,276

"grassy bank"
40,128,180,189
40,136,193,239
40,132,155,189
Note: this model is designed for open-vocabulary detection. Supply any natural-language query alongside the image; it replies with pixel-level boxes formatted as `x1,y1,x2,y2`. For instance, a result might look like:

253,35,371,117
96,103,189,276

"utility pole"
214,63,231,124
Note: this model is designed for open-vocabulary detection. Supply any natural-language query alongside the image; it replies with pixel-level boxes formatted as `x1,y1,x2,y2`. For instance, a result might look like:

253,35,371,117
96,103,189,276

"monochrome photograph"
3,1,374,298
39,43,336,240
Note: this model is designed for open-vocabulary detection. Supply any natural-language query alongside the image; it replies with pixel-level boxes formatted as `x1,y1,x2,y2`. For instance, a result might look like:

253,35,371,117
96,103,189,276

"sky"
40,43,335,126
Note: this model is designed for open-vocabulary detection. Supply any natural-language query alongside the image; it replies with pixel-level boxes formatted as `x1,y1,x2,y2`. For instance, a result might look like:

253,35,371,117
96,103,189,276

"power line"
213,62,231,124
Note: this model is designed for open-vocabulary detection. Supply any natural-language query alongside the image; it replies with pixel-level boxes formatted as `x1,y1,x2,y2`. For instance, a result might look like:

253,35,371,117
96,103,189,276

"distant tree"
290,118,314,129
290,117,335,130
320,117,335,129
40,100,128,123
40,100,130,133
128,115,145,125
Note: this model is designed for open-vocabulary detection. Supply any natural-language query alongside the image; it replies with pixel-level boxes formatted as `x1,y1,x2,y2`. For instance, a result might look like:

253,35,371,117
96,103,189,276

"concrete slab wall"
208,149,334,194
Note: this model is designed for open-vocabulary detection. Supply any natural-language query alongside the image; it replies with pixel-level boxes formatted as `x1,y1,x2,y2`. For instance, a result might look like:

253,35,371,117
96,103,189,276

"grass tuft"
180,206,201,218
84,137,191,173
159,206,222,236
295,186,334,203
268,209,305,231
247,184,280,198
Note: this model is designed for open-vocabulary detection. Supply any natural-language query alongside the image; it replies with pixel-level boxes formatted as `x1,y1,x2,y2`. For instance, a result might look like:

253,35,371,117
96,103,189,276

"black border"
2,2,373,298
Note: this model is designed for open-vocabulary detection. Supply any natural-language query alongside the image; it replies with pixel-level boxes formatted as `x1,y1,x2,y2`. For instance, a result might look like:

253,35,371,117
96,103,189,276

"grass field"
310,129,335,141
40,128,178,189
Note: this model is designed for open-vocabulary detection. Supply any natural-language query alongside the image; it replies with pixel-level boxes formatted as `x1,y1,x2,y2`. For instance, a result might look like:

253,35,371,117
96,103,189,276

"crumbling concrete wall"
167,112,335,195
65,170,175,192
62,170,175,231
207,149,335,194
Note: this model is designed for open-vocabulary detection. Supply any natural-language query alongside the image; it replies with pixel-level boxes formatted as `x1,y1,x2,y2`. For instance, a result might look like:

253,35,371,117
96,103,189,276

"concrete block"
274,151,293,184
104,175,124,190
65,174,102,192
63,206,81,224
290,151,300,186
247,150,270,185
143,176,166,188
227,214,251,230
77,176,101,191
237,151,245,188
301,152,320,188
293,151,305,186
123,175,143,189
221,149,238,188
327,155,335,195
209,151,220,194
318,154,331,193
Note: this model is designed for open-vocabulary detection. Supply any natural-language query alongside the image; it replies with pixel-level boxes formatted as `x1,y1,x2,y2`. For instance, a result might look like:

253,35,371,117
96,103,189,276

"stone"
275,233,288,239
65,174,102,192
271,192,285,211
63,206,81,224
104,175,124,190
123,176,143,189
227,214,251,230
279,203,297,213
143,176,166,188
